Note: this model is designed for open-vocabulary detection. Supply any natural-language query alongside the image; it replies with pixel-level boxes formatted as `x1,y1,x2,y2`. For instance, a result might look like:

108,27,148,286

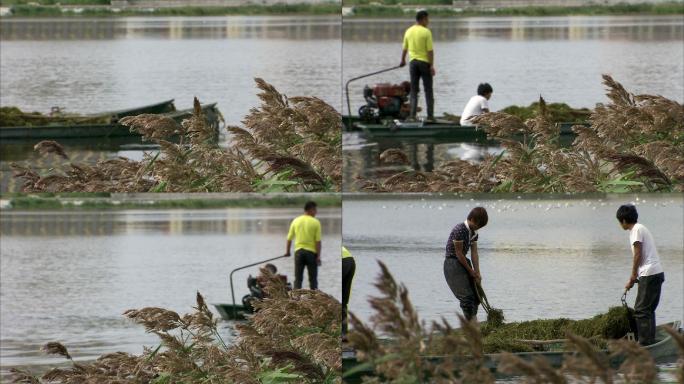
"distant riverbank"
0,193,342,210
0,3,341,17
344,2,683,18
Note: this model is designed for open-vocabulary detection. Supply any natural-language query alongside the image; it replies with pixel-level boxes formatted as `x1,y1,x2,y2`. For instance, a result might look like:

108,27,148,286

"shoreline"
343,2,684,18
0,1,681,18
0,193,342,210
0,3,342,17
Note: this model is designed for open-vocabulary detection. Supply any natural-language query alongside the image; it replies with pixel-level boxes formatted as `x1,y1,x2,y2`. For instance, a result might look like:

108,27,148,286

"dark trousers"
294,249,318,290
342,257,356,336
444,257,479,320
409,59,434,119
634,272,664,345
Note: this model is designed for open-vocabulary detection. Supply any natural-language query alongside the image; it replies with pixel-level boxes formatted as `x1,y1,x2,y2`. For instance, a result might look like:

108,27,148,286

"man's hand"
430,66,436,76
284,252,291,257
625,274,637,290
316,257,322,266
399,59,406,67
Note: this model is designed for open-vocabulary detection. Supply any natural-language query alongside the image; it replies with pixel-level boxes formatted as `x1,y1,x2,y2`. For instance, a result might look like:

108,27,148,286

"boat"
342,320,682,383
343,115,586,140
211,255,289,321
213,303,251,321
0,102,221,142
89,99,176,120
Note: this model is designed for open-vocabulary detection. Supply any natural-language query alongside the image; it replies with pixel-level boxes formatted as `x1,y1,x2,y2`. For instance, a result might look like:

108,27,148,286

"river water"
343,194,683,326
0,207,342,376
0,16,341,192
342,15,684,187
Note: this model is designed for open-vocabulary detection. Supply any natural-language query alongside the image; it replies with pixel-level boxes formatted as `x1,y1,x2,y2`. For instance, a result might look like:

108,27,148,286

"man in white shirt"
460,83,493,126
617,204,665,346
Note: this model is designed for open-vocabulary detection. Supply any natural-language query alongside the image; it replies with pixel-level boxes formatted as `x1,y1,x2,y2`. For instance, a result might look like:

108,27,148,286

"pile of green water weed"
480,306,631,353
501,102,591,123
0,106,111,127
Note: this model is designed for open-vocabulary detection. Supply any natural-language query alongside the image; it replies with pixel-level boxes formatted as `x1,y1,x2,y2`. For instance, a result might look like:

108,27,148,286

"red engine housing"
372,81,411,98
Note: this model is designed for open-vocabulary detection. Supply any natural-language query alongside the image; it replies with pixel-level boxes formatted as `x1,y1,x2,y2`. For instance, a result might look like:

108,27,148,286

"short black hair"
304,201,317,211
264,263,277,274
468,207,488,228
616,204,638,224
416,10,428,21
477,83,493,96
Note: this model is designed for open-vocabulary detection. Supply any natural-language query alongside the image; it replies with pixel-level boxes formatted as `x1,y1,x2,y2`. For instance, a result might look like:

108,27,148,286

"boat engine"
359,81,412,122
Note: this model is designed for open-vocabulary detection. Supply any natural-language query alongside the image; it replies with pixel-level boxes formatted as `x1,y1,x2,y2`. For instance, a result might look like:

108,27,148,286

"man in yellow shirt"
285,201,322,290
400,10,435,121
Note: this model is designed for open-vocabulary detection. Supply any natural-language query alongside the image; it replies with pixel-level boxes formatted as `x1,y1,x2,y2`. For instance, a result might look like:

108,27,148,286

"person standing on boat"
460,83,493,126
342,246,356,341
400,10,435,121
285,201,322,290
616,204,665,346
444,207,488,321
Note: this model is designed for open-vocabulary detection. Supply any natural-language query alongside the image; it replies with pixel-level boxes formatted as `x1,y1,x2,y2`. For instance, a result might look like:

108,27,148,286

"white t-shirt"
460,95,490,126
629,223,664,277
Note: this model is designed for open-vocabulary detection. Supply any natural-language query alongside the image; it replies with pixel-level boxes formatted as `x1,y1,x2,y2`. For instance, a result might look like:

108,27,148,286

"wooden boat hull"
213,303,251,321
0,103,220,142
342,321,682,383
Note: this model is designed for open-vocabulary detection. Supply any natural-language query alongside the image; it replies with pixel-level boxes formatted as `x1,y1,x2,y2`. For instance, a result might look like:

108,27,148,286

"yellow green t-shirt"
402,24,433,63
287,214,321,253
342,246,353,259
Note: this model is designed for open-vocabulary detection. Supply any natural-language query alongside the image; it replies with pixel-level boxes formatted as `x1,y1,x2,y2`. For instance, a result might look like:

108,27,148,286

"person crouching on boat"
460,83,493,126
616,204,665,346
244,264,290,311
444,207,488,321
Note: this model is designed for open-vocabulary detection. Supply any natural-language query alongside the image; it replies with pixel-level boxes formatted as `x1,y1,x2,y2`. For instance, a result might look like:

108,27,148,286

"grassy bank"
346,2,684,18
2,3,341,17
1,193,342,210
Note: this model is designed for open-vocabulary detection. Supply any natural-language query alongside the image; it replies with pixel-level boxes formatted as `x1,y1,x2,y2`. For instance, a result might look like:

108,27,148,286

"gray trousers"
634,272,664,346
444,257,479,320
409,59,434,119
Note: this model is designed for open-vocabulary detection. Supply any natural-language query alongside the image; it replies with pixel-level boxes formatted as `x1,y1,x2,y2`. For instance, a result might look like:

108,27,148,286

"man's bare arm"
626,241,642,289
285,240,292,256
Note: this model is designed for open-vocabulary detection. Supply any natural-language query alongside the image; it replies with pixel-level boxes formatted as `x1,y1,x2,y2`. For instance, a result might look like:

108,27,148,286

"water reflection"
0,209,342,237
0,16,341,41
343,16,684,42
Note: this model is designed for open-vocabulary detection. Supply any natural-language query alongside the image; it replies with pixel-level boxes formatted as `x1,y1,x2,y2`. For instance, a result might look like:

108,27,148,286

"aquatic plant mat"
10,78,342,192
0,107,111,127
354,75,684,193
345,261,684,383
10,271,342,383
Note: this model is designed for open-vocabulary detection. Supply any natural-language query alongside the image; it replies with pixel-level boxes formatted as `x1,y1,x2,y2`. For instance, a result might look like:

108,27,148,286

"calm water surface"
343,195,683,325
342,16,684,187
0,207,342,375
